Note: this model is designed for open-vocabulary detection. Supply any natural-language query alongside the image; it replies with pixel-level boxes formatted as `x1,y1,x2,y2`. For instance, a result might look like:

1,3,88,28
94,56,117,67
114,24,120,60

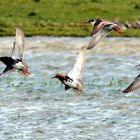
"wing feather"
123,74,140,93
91,21,107,35
87,25,112,50
11,27,25,60
68,50,85,80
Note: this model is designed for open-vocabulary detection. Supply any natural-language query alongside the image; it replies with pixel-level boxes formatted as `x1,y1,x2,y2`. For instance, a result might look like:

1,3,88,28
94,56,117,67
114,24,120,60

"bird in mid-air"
0,27,30,76
123,74,140,93
52,50,85,95
85,18,124,49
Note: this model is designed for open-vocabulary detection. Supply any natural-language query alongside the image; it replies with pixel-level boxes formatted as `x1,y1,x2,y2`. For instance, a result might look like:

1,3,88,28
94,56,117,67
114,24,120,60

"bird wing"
0,66,16,76
0,57,14,66
123,74,140,93
103,20,124,36
113,25,124,36
11,27,25,60
91,26,100,35
68,50,85,80
87,24,112,50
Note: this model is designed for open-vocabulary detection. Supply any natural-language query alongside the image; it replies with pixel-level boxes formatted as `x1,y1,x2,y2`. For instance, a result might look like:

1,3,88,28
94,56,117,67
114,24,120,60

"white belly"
13,62,24,69
64,80,78,88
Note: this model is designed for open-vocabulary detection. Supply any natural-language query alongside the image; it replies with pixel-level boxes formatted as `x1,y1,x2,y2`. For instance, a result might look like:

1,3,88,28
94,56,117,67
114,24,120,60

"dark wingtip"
87,46,94,50
122,88,130,94
87,47,90,50
87,47,91,50
122,85,133,94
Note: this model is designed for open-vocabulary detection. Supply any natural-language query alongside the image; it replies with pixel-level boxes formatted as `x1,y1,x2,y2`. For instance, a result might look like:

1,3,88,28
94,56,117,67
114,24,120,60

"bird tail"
81,89,86,94
75,88,86,96
18,69,30,77
113,26,124,36
117,30,125,36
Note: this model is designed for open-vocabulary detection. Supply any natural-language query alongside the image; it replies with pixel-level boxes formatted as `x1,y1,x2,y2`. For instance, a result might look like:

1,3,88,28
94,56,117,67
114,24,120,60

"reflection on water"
0,37,140,139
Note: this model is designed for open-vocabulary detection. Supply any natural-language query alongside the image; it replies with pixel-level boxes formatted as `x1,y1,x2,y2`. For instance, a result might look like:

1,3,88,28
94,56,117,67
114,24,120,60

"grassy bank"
0,0,139,36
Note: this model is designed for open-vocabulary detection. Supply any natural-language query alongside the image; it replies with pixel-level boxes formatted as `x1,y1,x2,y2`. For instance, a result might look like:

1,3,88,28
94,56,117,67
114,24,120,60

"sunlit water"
0,37,140,140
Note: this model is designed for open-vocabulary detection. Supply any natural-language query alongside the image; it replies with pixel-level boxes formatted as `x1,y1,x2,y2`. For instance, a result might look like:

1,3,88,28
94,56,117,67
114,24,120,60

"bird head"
52,73,66,81
85,19,96,25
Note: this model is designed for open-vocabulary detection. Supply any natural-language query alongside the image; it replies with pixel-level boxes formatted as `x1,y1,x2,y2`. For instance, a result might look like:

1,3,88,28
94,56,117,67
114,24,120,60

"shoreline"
0,37,139,55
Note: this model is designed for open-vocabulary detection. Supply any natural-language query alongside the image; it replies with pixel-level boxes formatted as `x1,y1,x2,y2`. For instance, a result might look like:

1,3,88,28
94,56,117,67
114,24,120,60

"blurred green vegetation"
0,0,139,36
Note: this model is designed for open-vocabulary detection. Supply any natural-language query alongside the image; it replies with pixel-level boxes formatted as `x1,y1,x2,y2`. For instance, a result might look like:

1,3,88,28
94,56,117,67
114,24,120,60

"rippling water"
0,37,140,139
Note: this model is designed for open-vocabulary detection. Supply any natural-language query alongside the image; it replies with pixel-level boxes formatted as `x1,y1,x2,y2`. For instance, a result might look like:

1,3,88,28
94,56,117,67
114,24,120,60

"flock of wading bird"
0,18,139,94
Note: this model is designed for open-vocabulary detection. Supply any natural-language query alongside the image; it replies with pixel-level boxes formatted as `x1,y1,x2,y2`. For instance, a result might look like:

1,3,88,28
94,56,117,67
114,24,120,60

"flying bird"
0,28,30,76
85,18,124,49
123,74,140,93
52,50,85,95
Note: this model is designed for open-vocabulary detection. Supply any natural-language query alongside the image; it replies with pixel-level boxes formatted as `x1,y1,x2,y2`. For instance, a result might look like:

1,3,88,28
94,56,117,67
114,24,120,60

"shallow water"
0,37,140,140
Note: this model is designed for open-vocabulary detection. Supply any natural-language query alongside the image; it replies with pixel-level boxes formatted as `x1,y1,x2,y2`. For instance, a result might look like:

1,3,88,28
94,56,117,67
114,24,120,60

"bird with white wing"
85,18,124,49
0,27,30,76
52,50,85,95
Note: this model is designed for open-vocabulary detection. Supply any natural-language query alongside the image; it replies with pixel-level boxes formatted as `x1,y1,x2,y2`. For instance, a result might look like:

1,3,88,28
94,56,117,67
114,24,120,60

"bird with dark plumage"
85,18,124,49
52,50,85,95
0,28,30,77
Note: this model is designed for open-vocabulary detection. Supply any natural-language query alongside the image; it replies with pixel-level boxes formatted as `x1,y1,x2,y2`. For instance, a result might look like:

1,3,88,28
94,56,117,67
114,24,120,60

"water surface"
0,37,140,140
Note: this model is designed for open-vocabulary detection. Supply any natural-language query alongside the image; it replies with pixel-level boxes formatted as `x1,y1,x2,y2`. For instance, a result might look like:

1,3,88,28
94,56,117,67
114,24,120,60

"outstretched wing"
113,25,124,36
91,20,106,35
87,24,112,50
0,56,14,66
0,66,16,76
123,74,140,93
68,50,85,80
11,27,25,60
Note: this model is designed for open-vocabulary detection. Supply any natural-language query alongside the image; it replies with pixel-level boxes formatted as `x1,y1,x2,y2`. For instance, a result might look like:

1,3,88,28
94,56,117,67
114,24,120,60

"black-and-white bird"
52,50,85,95
85,18,124,49
0,27,30,76
123,74,140,93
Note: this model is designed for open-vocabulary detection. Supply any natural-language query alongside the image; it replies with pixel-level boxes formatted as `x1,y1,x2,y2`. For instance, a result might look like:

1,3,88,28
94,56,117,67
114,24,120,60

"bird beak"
84,21,89,24
51,76,55,79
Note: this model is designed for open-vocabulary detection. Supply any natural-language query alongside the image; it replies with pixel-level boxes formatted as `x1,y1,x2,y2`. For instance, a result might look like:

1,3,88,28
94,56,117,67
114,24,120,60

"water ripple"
0,37,139,139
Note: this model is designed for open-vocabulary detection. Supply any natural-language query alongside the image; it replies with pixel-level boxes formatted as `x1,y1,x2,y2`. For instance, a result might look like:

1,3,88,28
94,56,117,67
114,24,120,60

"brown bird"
85,18,124,49
123,74,140,93
52,50,85,95
0,27,30,77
